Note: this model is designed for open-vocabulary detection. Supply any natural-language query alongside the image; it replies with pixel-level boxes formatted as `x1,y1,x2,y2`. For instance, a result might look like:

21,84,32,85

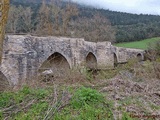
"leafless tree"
7,5,33,33
71,13,116,42
21,7,33,33
61,1,78,35
35,0,79,36
50,0,62,35
6,5,21,33
36,0,53,35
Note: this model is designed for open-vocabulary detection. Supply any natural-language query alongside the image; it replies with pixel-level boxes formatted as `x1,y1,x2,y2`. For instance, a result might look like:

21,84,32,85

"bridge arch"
38,52,70,74
137,53,143,61
86,52,97,70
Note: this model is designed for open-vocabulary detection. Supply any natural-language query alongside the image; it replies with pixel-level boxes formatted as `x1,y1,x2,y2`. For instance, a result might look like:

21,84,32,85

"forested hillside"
8,0,160,43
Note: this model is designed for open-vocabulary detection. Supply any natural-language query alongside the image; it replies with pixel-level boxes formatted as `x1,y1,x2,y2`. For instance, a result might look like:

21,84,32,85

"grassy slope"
114,37,160,50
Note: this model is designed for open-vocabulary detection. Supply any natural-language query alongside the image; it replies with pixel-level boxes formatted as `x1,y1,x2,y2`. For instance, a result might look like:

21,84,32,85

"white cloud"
71,0,160,15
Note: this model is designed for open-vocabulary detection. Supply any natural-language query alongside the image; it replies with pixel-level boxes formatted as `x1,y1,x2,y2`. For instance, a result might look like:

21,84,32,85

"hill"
9,0,160,43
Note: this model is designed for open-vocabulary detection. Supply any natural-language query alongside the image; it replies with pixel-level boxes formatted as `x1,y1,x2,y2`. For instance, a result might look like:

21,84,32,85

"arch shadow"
114,53,118,67
38,52,70,75
137,53,143,61
0,71,10,91
86,52,97,70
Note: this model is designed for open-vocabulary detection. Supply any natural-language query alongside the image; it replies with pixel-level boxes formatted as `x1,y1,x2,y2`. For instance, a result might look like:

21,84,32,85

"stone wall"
111,46,145,63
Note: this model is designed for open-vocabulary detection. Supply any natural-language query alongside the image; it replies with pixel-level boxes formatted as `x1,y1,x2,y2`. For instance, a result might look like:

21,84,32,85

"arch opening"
0,71,10,91
114,53,118,67
137,53,142,61
86,52,97,70
38,52,70,77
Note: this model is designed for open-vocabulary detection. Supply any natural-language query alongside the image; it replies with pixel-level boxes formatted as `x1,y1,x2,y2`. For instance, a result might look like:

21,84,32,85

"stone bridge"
0,35,144,86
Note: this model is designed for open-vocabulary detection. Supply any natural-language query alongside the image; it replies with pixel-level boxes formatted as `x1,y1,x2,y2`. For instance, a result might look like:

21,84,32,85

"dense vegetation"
0,86,115,119
8,0,160,43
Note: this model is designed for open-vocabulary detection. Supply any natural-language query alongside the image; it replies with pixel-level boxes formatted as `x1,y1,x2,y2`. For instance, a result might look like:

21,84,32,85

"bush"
70,87,104,108
145,41,160,61
55,87,114,119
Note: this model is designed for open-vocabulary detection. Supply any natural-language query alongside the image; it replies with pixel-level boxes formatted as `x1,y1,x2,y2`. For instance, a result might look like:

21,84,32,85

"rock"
42,69,53,75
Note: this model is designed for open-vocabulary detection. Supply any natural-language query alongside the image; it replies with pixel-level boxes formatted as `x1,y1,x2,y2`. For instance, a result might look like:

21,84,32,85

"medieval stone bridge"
0,35,144,86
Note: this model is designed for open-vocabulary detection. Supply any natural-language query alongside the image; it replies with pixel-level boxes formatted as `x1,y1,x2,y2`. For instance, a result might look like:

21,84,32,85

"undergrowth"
54,87,114,120
0,86,117,120
0,86,51,119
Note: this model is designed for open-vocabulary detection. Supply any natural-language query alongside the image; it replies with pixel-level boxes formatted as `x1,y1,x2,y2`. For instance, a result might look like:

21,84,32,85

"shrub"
145,41,160,61
55,87,114,120
70,87,104,108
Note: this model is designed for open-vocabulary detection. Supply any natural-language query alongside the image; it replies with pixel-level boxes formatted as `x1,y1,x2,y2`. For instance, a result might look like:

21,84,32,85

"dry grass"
100,75,160,119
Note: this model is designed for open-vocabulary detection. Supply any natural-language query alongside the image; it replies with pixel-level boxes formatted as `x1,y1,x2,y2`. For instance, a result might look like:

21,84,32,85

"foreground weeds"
0,86,114,120
0,86,51,119
54,87,114,120
0,55,160,119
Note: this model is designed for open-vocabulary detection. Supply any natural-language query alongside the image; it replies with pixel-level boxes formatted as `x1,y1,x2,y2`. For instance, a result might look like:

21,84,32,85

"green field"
114,37,160,50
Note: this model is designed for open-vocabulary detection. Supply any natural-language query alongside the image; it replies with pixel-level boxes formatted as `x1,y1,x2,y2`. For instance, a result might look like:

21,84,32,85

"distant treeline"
79,7,160,43
8,0,160,43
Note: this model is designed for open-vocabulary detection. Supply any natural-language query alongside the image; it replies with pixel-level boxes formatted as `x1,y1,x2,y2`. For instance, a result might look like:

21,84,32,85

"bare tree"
6,5,33,33
71,13,116,42
61,1,78,35
6,5,21,33
50,0,79,36
36,0,78,36
36,0,53,35
21,7,33,33
50,0,62,35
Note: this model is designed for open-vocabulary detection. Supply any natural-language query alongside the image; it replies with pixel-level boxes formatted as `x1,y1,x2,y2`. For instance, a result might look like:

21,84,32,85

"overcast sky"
71,0,160,15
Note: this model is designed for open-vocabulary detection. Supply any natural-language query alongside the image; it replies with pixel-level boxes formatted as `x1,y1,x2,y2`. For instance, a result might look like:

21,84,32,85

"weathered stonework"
0,35,145,86
111,46,145,63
